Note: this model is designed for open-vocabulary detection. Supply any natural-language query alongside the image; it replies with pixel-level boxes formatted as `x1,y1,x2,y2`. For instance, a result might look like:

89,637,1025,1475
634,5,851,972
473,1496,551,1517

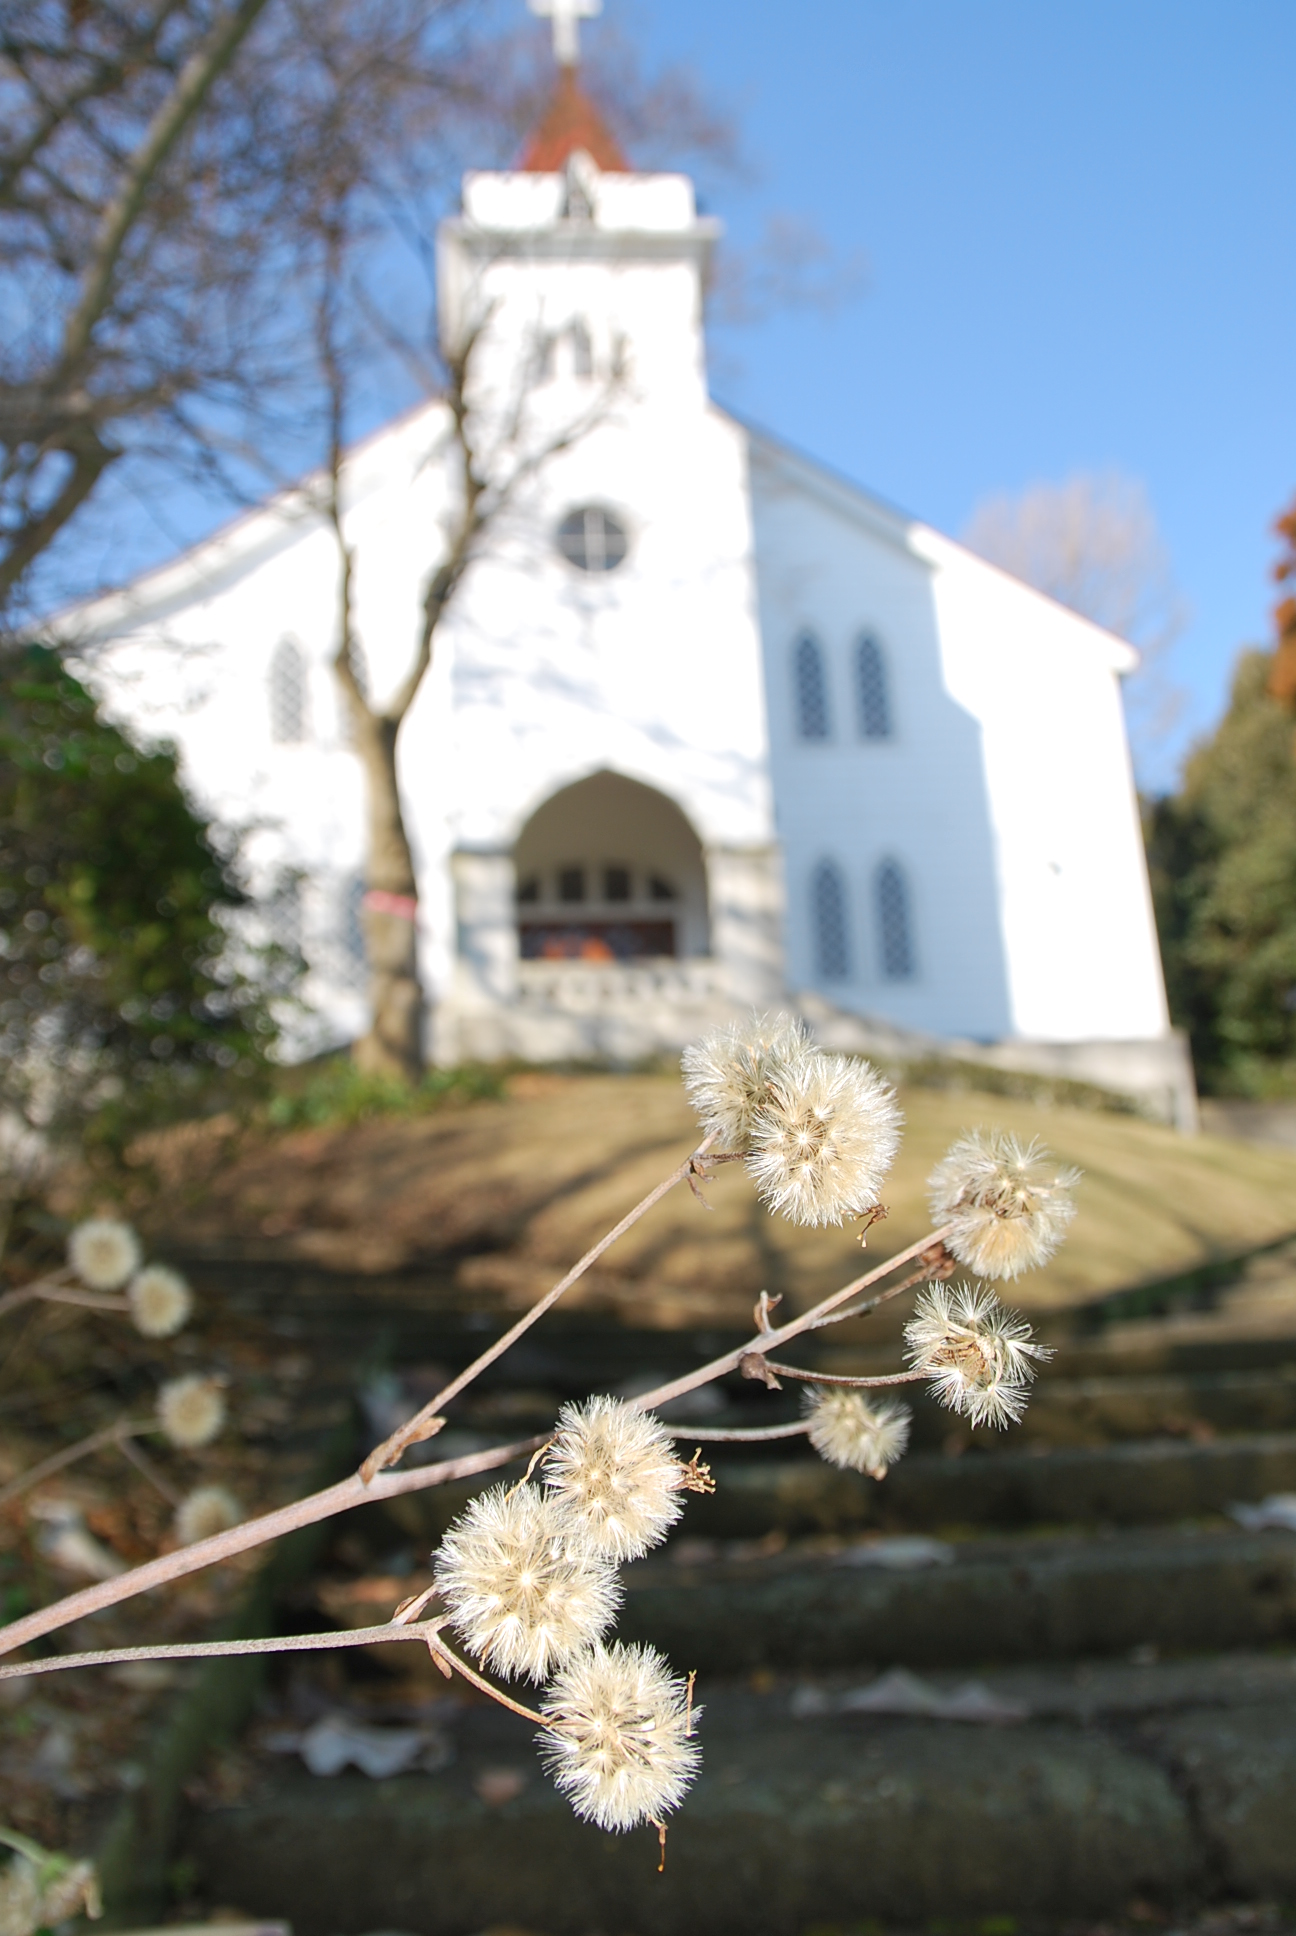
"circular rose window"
556,505,629,573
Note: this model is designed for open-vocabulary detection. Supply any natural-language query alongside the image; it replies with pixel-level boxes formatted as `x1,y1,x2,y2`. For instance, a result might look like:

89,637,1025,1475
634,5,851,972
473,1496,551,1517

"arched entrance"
513,771,710,963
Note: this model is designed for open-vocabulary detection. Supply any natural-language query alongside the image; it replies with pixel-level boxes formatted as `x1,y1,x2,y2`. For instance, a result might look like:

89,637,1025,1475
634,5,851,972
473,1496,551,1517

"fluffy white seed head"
929,1130,1080,1280
540,1640,701,1831
904,1281,1050,1428
746,1052,902,1226
434,1483,620,1683
544,1396,687,1560
128,1264,192,1338
804,1388,911,1478
68,1217,141,1291
157,1374,226,1449
681,1012,815,1152
174,1484,241,1545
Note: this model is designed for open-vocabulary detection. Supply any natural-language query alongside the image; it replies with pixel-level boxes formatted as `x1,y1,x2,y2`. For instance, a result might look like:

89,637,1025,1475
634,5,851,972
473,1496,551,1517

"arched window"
855,633,892,740
812,860,850,981
269,637,307,744
794,633,831,741
569,318,593,377
875,859,916,980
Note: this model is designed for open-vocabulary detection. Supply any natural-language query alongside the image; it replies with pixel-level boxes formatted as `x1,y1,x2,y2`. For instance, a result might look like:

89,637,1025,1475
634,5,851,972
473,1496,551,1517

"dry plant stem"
667,1420,810,1443
116,1434,183,1508
0,1619,443,1684
806,1256,951,1332
0,1268,77,1320
361,1132,719,1480
0,1416,155,1509
631,1225,956,1417
750,1363,926,1391
426,1631,547,1725
0,1223,947,1658
0,1434,546,1662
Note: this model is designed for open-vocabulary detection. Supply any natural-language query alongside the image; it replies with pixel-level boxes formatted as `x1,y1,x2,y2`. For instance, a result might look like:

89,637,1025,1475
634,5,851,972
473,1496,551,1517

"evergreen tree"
1146,647,1296,1092
0,644,288,1142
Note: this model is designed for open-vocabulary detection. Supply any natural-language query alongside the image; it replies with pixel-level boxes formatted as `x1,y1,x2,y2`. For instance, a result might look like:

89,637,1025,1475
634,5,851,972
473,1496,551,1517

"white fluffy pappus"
128,1264,192,1338
174,1484,241,1545
929,1130,1080,1280
804,1387,911,1478
544,1396,687,1560
746,1052,902,1226
68,1217,141,1291
904,1281,1050,1428
681,1012,814,1152
157,1374,226,1449
540,1640,701,1831
434,1483,621,1683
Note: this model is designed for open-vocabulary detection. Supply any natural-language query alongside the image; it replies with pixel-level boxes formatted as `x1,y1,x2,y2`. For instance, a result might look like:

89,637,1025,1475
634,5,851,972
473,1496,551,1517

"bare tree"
0,0,490,621
315,218,625,1079
962,471,1185,761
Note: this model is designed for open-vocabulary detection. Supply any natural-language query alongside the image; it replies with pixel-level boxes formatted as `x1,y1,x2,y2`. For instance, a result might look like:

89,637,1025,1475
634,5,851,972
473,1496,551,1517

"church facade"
66,75,1191,1124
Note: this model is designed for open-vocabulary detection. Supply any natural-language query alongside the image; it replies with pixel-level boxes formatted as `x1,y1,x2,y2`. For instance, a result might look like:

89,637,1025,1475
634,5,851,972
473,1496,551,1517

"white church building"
64,22,1194,1127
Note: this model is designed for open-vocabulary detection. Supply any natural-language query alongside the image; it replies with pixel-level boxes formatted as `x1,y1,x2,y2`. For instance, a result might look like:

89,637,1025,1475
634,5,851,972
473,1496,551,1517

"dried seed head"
746,1052,901,1226
904,1281,1050,1428
157,1374,226,1449
804,1388,911,1478
929,1130,1080,1279
540,1640,701,1831
0,1853,100,1936
544,1396,687,1561
174,1485,241,1545
681,1012,815,1152
128,1265,192,1338
434,1483,620,1683
67,1217,140,1291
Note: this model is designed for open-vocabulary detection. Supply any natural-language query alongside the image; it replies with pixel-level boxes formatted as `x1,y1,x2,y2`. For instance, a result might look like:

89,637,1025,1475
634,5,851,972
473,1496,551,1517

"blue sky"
619,0,1296,790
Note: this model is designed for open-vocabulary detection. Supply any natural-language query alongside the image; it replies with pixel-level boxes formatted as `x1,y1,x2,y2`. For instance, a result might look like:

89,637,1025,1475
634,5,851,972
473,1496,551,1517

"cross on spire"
528,0,601,68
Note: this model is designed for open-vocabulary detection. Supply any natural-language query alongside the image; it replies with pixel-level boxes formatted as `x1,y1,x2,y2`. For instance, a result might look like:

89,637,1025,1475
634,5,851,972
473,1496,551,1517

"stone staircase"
176,1312,1296,1936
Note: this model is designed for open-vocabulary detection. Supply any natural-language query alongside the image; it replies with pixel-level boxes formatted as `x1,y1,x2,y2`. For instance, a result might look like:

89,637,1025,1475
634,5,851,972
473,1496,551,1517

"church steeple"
522,0,628,172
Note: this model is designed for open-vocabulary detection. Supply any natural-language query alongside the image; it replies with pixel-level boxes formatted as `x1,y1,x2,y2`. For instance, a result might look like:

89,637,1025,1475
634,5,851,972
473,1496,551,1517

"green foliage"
263,1055,505,1130
0,642,290,1141
1145,648,1296,1094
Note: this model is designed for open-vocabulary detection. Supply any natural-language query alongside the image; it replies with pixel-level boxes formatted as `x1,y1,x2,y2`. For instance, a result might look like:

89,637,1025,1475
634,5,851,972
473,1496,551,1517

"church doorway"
513,771,710,964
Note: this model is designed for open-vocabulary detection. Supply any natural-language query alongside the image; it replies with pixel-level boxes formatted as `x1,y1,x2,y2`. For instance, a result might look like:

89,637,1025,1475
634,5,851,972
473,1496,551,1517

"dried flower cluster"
685,1014,901,1227
435,1482,621,1682
127,1265,192,1339
804,1388,911,1478
540,1641,700,1831
929,1129,1079,1280
174,1485,242,1546
158,1375,226,1450
904,1281,1050,1427
67,1218,140,1292
543,1396,688,1560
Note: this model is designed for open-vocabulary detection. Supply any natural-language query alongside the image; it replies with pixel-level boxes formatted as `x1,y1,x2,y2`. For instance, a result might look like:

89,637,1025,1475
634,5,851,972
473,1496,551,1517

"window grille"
556,506,628,573
269,637,308,744
794,633,831,740
812,860,850,981
875,859,916,980
855,634,892,739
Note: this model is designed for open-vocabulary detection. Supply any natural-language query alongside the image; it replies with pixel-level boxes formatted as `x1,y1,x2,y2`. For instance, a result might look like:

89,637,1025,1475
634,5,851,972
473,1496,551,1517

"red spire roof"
520,67,628,172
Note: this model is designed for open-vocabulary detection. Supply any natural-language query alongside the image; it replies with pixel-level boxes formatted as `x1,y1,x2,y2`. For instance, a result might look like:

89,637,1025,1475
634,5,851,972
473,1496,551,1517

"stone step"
618,1526,1296,1673
181,1653,1296,1934
685,1431,1296,1538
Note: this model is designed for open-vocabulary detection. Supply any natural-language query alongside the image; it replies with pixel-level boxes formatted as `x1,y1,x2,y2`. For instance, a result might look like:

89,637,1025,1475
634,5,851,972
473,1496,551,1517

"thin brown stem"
804,1255,951,1332
0,1416,154,1509
361,1134,719,1480
116,1434,183,1508
753,1363,926,1391
0,1619,448,1683
426,1631,547,1726
0,1433,545,1662
0,1268,76,1321
666,1419,811,1443
630,1226,956,1417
